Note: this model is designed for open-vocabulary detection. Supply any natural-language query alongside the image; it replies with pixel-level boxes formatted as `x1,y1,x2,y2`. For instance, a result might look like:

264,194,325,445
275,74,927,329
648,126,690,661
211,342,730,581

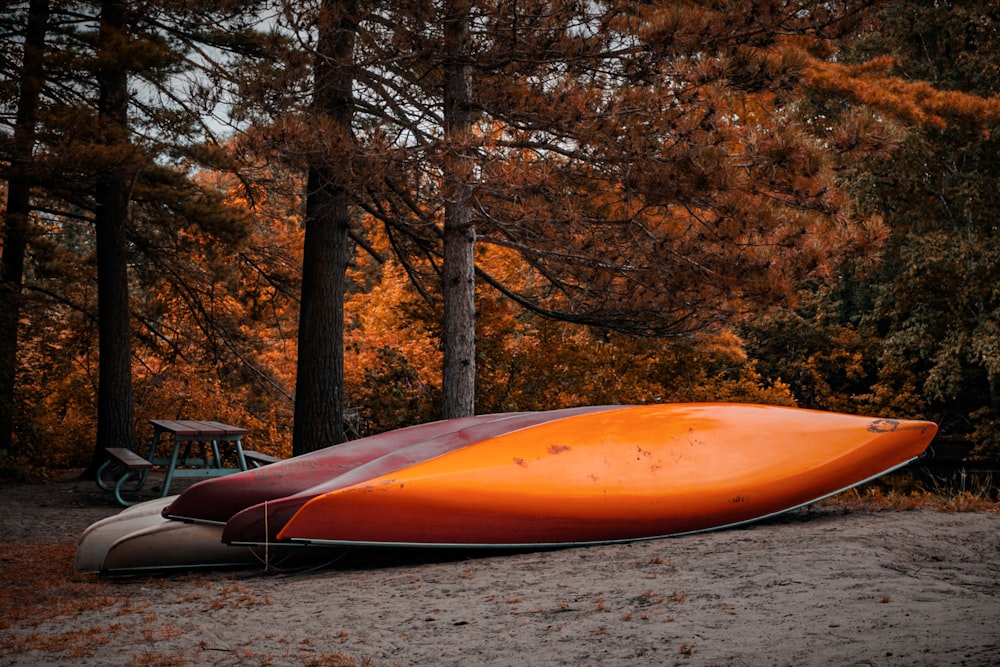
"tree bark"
292,0,356,454
441,0,476,419
0,0,49,454
89,0,136,475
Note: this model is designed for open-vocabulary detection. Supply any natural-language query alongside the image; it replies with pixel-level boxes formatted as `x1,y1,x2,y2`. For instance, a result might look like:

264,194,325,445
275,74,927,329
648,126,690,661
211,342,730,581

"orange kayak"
276,404,937,547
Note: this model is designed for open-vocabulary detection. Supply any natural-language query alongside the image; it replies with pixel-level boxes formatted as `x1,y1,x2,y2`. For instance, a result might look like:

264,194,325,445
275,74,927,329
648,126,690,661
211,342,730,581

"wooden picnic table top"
149,419,249,438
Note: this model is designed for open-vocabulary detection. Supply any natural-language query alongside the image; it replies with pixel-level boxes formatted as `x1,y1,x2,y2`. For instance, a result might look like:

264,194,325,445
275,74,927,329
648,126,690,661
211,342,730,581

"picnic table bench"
243,450,281,467
97,420,280,506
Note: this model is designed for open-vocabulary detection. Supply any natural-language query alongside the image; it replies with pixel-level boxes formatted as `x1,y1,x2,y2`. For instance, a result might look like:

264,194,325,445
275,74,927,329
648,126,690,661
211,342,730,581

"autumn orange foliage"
7,2,1000,473
804,54,1000,132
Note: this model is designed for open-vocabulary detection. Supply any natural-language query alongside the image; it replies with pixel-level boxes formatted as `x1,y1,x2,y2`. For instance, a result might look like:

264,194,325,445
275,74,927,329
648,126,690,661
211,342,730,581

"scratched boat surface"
276,404,937,548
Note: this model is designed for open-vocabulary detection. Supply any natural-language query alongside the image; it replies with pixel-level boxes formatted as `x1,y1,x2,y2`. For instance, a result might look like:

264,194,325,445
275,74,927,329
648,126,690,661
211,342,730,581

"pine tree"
0,0,49,455
1,0,281,469
91,0,137,472
293,0,357,454
440,0,476,418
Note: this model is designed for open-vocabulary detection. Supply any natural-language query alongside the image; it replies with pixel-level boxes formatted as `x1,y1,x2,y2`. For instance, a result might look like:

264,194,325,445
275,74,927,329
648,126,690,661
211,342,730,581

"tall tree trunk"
0,0,49,455
292,0,356,455
441,0,476,419
89,0,135,475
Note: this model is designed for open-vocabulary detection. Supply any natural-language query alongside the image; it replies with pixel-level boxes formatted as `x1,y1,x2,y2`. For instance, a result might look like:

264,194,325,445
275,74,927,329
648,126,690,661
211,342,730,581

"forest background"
2,0,1000,478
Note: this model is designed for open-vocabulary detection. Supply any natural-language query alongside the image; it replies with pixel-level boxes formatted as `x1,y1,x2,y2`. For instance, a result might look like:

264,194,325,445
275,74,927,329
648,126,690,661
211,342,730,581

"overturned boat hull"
75,497,258,573
78,407,614,572
277,404,937,548
76,403,937,572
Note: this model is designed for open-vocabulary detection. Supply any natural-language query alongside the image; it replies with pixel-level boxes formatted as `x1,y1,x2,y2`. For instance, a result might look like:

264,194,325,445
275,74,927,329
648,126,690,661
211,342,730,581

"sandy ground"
1,473,999,666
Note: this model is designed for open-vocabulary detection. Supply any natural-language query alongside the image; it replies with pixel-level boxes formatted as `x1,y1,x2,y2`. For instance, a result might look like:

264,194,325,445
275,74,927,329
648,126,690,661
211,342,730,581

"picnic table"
97,420,276,506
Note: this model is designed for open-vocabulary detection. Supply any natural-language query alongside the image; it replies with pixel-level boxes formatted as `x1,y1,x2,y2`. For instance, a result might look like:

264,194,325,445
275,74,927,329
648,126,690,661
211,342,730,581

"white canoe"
75,496,258,573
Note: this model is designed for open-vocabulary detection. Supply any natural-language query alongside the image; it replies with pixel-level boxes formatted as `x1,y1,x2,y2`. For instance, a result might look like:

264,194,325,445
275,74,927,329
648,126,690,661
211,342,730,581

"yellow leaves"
338,222,795,423
477,314,796,413
342,254,442,431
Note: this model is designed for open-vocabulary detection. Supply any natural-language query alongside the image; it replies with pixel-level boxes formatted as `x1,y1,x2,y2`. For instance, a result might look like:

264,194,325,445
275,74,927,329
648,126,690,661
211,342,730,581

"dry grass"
823,471,1000,514
300,651,371,667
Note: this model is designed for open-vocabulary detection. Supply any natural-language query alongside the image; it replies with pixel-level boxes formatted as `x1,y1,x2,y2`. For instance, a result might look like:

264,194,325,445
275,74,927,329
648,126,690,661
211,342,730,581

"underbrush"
824,469,1000,513
0,449,48,482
